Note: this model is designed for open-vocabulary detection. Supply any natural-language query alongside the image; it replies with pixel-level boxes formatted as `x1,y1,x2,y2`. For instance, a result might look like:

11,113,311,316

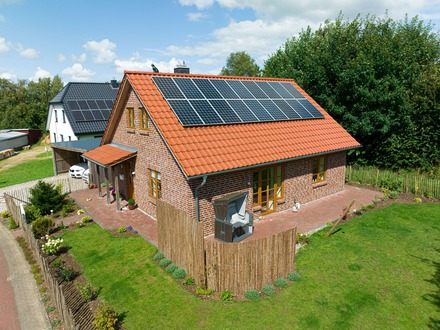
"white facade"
47,104,78,143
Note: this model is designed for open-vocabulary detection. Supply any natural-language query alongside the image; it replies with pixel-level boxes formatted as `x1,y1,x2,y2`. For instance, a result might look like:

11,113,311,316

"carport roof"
50,138,101,153
82,143,137,167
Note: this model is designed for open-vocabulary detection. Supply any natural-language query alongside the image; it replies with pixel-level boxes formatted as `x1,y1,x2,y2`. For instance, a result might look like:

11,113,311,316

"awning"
82,143,137,167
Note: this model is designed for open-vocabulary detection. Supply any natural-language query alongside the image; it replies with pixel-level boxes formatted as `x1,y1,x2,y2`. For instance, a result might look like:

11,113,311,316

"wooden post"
98,166,102,198
115,167,121,211
326,200,355,238
105,168,111,205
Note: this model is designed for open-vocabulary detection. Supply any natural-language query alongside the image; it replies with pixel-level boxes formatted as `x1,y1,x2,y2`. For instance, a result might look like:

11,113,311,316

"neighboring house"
83,71,360,237
46,81,119,143
0,130,29,150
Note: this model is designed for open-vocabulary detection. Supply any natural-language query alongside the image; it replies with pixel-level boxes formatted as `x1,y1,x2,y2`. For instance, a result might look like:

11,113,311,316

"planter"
128,204,136,210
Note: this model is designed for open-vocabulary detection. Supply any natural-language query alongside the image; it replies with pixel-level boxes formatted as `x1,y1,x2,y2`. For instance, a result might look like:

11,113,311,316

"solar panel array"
152,76,324,126
66,99,114,122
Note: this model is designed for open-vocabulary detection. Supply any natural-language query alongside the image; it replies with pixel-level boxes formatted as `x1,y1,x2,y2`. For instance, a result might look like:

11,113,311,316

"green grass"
36,151,52,158
0,158,54,188
62,204,440,329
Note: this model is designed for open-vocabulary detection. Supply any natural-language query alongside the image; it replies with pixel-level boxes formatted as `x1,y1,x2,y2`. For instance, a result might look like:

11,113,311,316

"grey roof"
50,137,102,153
49,82,119,135
0,131,28,141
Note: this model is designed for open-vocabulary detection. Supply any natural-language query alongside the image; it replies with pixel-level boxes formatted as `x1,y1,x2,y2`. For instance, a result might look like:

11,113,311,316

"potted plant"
127,198,136,210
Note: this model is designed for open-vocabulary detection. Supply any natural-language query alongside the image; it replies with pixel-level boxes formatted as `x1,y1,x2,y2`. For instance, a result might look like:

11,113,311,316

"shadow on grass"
420,242,440,329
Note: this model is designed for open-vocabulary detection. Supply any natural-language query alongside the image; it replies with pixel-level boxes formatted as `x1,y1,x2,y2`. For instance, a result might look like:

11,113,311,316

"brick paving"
70,185,381,246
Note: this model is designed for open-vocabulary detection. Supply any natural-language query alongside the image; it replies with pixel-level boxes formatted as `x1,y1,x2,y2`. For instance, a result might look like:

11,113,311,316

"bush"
8,218,18,230
261,285,275,296
183,277,195,285
153,252,164,261
49,258,63,269
274,278,288,288
31,216,54,239
244,290,260,300
128,198,135,206
42,236,63,255
166,263,178,273
196,287,214,295
117,227,126,233
172,268,186,279
287,272,301,281
58,266,76,281
220,290,234,301
296,233,310,244
159,259,171,267
77,281,95,302
61,204,74,217
24,204,41,223
1,210,10,218
77,209,85,215
93,304,119,330
81,215,93,223
413,197,423,203
389,191,399,199
29,180,67,215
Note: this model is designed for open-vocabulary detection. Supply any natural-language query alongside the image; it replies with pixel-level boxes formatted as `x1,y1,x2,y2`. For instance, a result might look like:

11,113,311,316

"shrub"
172,268,186,279
81,215,93,223
183,277,195,285
274,278,288,288
42,236,64,255
57,221,67,230
93,304,119,330
77,209,85,215
32,216,54,238
296,233,310,244
29,180,67,215
58,266,76,281
153,252,164,261
220,290,234,301
166,263,178,273
389,191,399,199
196,287,214,295
49,258,63,269
24,205,41,223
117,227,126,233
159,259,171,267
128,198,135,206
8,218,18,230
61,204,74,217
77,281,95,302
261,285,275,296
287,272,301,281
76,221,85,228
1,210,10,218
244,290,260,300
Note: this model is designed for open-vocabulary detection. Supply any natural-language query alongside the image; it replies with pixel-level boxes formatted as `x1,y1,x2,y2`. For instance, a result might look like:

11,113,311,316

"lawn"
62,203,440,329
0,158,54,188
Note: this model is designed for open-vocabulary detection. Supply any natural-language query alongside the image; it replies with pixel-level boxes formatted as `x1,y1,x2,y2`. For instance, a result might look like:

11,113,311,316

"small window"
312,157,326,183
149,169,161,199
140,107,149,130
54,109,58,123
60,134,64,142
68,136,71,141
62,110,66,123
53,133,57,143
127,107,135,128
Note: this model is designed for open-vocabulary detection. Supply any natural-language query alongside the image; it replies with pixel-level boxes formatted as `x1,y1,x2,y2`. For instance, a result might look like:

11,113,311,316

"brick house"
82,71,360,238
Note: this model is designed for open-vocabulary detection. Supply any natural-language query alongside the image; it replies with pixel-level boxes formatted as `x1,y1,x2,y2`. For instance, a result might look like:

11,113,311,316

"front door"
253,165,283,215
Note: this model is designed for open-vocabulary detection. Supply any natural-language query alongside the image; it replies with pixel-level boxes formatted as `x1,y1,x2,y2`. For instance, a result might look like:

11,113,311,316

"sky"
0,0,439,83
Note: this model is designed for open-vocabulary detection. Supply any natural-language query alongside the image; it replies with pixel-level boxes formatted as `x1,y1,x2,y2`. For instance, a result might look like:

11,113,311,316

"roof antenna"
151,64,159,73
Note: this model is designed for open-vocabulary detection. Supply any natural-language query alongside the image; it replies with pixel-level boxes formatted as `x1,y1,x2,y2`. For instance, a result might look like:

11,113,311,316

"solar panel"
91,110,104,120
105,100,114,109
77,100,89,110
101,110,111,119
67,100,80,110
82,110,94,120
87,100,98,109
152,76,324,127
72,111,85,121
96,100,107,109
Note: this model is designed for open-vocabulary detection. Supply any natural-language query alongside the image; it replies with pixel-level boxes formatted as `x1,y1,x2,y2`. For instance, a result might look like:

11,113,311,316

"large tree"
264,14,440,170
221,51,261,77
0,76,63,131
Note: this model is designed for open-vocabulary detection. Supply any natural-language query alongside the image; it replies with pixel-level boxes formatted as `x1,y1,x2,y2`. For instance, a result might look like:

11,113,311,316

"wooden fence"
4,192,94,330
157,200,297,294
346,166,440,199
205,227,297,294
157,199,206,286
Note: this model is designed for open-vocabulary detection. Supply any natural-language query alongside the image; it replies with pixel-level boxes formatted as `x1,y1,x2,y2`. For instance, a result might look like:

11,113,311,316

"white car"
69,163,88,179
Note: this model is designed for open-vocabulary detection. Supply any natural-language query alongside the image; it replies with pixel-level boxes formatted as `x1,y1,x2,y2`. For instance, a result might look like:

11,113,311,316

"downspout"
195,175,208,222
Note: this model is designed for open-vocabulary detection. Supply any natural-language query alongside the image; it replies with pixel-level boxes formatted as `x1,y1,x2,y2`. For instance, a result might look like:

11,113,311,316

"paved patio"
70,185,381,247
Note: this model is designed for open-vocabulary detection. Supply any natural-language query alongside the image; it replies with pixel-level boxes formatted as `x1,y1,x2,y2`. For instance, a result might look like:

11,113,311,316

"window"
68,136,71,141
149,170,161,198
127,107,135,128
54,110,58,123
60,134,64,142
140,107,149,130
312,157,326,183
62,110,66,123
252,165,283,215
53,133,57,143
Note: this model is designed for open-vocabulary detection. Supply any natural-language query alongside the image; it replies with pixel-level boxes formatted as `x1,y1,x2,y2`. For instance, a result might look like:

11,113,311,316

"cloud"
72,53,87,63
0,36,11,53
83,39,116,64
115,55,184,74
62,63,95,81
179,0,213,10
0,15,5,22
57,54,66,62
0,70,16,80
17,45,39,59
29,67,51,81
187,12,207,21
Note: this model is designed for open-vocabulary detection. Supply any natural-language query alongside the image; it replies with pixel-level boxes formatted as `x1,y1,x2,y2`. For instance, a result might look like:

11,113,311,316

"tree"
29,180,67,215
220,51,261,77
264,14,440,170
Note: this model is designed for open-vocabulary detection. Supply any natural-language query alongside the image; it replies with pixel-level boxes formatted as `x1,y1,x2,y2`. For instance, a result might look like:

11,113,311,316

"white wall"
48,104,78,143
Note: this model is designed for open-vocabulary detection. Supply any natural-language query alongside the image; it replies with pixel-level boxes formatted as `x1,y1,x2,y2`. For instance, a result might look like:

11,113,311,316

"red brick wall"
109,89,347,236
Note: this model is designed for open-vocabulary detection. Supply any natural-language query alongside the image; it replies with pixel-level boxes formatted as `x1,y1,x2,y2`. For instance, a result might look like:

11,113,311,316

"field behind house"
62,203,440,329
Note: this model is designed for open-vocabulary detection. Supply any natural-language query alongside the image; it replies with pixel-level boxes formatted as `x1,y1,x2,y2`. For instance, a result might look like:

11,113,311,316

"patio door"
252,165,283,215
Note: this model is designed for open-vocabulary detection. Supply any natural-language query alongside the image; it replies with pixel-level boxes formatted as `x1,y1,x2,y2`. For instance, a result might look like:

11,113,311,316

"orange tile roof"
104,71,360,178
82,144,136,167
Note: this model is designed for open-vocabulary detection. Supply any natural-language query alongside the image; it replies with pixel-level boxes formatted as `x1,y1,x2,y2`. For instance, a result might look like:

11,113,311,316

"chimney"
174,61,190,74
110,79,119,89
